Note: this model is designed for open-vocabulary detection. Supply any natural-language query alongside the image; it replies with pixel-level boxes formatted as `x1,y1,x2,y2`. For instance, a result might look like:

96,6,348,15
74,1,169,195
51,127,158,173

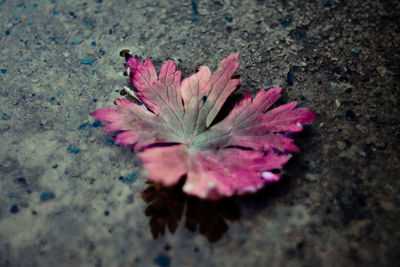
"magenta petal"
92,106,122,122
139,145,188,186
115,131,138,146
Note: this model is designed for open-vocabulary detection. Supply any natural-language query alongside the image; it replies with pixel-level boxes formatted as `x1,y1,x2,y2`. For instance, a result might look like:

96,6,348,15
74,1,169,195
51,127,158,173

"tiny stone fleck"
40,192,55,201
154,255,170,267
80,59,94,65
10,205,19,213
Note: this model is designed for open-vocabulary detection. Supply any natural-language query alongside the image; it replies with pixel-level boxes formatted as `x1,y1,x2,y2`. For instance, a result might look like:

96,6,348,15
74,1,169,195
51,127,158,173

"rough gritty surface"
0,0,399,266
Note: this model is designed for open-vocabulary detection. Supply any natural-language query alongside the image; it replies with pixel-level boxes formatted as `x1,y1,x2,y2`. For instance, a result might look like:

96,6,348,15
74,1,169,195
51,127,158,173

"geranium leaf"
92,53,316,199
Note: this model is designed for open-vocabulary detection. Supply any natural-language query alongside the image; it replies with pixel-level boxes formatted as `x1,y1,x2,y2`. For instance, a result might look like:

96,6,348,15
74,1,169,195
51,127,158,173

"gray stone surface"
1,0,399,266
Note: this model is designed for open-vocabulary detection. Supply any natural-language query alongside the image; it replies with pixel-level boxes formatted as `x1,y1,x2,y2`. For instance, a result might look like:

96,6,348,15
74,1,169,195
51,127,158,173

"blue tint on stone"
105,139,114,145
71,37,83,45
78,123,87,130
154,255,170,267
80,59,94,65
10,205,19,213
16,178,26,185
225,16,233,22
9,192,18,198
92,120,101,127
286,70,293,86
192,0,198,15
40,192,55,201
120,173,137,183
67,146,80,153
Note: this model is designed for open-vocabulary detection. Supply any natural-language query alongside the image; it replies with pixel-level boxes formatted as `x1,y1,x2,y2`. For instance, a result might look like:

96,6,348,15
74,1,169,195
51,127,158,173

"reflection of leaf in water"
141,180,186,238
141,181,240,243
185,196,240,242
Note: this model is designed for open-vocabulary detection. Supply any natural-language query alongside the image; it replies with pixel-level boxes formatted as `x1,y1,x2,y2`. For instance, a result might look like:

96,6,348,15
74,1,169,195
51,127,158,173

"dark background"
0,0,399,266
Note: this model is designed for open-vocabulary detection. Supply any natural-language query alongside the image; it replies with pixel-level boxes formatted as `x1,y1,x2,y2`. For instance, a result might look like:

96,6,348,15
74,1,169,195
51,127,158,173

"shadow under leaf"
141,180,240,243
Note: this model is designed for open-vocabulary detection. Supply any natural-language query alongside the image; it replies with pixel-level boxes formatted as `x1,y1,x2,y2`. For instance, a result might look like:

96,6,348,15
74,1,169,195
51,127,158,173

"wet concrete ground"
0,0,399,266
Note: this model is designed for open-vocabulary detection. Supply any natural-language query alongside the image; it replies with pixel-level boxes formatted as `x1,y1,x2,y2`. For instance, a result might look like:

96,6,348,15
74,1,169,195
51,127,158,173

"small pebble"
337,141,346,150
305,173,319,182
376,66,387,77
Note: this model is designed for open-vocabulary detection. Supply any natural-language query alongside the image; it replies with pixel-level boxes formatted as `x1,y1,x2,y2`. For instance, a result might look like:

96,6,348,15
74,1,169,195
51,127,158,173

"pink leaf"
92,53,316,199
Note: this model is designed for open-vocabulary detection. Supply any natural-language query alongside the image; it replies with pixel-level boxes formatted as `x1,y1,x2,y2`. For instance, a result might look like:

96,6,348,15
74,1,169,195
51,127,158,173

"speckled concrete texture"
0,0,399,266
